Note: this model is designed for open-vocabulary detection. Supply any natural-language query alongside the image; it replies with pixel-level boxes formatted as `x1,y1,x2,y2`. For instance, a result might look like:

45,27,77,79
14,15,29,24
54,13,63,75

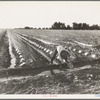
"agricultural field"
0,29,100,94
0,30,11,69
15,29,100,46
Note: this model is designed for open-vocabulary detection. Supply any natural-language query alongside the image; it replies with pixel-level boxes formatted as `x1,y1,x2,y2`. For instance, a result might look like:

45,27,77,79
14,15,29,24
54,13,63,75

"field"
15,29,100,46
0,29,100,94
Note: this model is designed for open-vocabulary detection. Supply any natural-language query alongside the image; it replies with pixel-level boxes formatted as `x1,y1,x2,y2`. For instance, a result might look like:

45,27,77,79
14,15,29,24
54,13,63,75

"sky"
0,1,100,28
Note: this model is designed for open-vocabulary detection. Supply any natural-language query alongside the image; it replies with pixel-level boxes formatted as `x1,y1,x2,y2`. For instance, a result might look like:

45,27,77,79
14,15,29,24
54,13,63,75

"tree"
51,22,66,29
24,26,33,29
82,23,89,30
46,27,49,29
38,28,41,29
90,24,100,30
24,26,30,29
42,28,45,29
72,22,78,30
72,22,90,30
78,23,82,30
66,25,72,30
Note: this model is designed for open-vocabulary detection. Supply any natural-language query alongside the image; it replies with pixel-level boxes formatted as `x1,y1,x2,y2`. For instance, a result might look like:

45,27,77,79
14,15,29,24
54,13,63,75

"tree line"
51,22,100,30
24,22,100,30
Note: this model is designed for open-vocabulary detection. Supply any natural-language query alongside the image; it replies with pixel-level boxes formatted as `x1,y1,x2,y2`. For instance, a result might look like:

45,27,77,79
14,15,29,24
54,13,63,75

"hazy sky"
0,1,100,28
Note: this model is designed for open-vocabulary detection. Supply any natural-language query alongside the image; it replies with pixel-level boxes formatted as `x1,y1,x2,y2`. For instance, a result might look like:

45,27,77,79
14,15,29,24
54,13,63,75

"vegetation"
51,22,66,29
24,22,100,30
24,26,33,29
51,22,100,30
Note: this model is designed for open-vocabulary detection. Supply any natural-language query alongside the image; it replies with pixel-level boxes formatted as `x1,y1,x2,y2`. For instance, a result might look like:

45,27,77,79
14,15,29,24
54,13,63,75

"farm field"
14,29,100,46
0,29,100,94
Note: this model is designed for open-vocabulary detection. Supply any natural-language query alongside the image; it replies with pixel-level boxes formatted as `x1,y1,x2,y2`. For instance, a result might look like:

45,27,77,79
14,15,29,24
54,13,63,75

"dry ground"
0,66,100,94
0,30,11,69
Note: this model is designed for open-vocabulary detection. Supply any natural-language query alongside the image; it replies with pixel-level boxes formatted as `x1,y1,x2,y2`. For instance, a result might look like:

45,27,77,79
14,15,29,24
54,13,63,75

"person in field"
51,45,74,69
50,45,77,83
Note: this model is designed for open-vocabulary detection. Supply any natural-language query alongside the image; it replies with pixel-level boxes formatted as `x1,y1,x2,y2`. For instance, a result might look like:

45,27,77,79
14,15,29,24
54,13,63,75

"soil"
0,66,100,94
0,31,11,69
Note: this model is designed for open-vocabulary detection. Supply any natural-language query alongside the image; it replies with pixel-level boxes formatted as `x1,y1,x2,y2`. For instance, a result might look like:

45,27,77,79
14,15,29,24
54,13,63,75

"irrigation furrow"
74,40,93,47
18,34,58,64
7,33,16,68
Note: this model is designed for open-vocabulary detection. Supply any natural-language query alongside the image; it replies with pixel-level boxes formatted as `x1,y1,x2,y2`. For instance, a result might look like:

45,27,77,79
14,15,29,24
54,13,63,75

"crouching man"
50,45,76,83
51,45,74,69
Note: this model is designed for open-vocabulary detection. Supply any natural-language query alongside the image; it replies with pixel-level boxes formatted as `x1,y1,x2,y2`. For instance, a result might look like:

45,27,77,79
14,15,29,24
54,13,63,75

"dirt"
0,66,100,94
0,31,11,69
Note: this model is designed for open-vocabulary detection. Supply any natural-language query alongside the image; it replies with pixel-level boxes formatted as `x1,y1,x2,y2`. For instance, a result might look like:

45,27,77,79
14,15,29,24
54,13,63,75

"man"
50,45,76,83
51,45,74,69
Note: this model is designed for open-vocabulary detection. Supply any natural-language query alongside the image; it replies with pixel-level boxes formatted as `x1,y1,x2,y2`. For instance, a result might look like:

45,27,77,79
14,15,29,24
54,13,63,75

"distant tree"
90,24,100,30
82,23,89,30
25,26,30,29
42,28,45,29
49,28,52,29
24,26,33,29
51,22,66,29
46,27,49,29
42,27,49,29
78,23,82,30
38,28,41,29
72,22,90,30
66,25,72,30
72,22,79,30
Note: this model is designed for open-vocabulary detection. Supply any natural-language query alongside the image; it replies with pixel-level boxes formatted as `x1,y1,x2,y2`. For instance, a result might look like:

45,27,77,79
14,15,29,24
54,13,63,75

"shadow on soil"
0,57,100,78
